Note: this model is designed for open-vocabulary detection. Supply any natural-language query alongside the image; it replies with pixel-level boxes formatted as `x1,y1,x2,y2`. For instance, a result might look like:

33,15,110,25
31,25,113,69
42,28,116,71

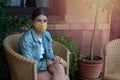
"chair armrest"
3,41,37,80
52,41,70,76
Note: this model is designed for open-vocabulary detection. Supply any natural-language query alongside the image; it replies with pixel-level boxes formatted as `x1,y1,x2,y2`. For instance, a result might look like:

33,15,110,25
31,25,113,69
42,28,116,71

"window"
8,0,51,7
8,0,21,6
7,0,65,21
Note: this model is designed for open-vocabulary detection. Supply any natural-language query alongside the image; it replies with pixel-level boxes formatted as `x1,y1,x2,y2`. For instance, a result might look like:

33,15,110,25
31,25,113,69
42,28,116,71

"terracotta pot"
78,56,103,79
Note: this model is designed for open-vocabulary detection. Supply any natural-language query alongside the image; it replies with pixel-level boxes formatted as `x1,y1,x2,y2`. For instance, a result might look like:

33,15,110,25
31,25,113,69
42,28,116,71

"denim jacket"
19,27,54,72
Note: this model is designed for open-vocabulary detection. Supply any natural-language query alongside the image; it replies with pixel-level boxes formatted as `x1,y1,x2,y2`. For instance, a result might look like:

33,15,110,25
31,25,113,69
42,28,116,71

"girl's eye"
36,19,47,22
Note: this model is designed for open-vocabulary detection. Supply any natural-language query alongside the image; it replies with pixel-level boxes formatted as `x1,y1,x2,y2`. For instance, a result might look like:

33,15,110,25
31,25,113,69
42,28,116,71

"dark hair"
32,8,47,21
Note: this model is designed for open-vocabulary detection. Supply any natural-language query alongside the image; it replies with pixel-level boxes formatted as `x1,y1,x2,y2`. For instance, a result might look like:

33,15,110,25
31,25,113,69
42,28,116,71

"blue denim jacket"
19,27,54,72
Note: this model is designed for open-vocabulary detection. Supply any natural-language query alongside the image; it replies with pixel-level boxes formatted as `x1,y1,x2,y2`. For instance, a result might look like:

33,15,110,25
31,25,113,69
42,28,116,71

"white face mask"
33,23,47,32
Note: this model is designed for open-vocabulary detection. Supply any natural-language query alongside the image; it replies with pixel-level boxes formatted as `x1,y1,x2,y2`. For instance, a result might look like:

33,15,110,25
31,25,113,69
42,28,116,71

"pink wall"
48,0,110,56
110,1,120,40
65,0,109,23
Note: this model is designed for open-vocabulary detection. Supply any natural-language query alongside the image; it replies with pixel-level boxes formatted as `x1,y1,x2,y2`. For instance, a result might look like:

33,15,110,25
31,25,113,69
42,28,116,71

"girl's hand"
53,56,67,67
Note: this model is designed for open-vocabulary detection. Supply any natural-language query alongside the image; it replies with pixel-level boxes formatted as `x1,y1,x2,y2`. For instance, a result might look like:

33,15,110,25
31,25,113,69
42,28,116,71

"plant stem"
90,6,98,60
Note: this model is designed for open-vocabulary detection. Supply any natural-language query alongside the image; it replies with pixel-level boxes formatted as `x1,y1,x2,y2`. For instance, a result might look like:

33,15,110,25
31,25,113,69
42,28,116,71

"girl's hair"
32,8,47,21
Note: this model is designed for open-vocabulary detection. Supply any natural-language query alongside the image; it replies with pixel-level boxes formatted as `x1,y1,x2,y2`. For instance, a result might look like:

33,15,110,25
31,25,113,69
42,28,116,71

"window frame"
6,0,65,21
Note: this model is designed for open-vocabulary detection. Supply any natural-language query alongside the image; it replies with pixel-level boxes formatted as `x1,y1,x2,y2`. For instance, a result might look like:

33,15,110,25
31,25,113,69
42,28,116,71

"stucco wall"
110,0,120,40
48,0,110,56
65,0,109,23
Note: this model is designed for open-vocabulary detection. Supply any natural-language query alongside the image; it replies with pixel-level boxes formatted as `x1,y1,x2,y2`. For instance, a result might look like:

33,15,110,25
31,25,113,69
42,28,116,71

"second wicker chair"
104,39,120,80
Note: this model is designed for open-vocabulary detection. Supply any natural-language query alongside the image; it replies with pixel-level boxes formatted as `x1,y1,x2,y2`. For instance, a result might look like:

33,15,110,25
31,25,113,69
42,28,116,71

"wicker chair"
3,33,70,80
103,39,120,80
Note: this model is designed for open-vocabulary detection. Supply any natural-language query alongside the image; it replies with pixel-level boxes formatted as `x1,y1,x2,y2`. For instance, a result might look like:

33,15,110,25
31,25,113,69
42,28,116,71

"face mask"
33,23,47,32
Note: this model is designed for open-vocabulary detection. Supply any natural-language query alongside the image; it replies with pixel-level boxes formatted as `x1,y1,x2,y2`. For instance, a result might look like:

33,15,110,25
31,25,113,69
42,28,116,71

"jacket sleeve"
19,35,48,71
44,31,54,59
19,37,33,59
48,39,54,59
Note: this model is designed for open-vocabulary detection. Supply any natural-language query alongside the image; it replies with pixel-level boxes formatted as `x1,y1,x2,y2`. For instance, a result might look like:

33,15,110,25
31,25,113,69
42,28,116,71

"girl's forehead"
35,15,47,19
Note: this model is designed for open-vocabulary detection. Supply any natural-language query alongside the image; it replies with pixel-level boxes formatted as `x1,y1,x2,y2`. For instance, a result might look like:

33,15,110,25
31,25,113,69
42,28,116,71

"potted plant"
78,0,114,79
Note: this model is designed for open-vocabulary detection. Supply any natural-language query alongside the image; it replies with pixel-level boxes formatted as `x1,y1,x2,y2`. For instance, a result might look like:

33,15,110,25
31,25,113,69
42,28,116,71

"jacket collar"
31,27,51,42
31,27,39,42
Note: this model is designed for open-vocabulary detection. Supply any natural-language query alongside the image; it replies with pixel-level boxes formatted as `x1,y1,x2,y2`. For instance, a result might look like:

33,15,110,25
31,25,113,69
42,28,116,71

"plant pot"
78,55,103,79
79,75,102,80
